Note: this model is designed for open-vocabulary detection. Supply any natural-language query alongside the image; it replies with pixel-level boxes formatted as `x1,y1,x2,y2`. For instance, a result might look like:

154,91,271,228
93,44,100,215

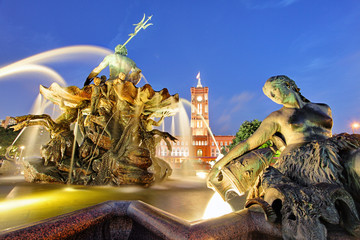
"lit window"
161,147,166,156
197,149,203,157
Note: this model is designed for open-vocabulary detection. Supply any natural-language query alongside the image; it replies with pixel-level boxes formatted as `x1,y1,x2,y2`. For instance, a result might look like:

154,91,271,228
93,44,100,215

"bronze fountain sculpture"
3,68,360,239
2,13,360,238
10,64,178,186
8,15,179,186
207,75,360,239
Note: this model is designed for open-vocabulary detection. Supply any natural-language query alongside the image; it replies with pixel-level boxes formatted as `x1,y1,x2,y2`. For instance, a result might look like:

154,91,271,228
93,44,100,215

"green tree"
0,127,21,156
221,119,271,155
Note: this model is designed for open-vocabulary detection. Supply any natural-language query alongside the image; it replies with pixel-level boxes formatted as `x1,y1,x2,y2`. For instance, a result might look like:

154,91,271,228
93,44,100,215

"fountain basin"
0,199,284,240
0,176,355,239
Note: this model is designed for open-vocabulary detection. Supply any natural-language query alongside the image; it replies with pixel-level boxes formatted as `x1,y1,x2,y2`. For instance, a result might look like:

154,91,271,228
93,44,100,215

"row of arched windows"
159,147,189,157
160,141,188,146
193,140,207,146
211,141,231,146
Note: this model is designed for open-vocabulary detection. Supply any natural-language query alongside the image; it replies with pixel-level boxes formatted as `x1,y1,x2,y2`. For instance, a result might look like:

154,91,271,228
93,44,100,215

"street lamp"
351,123,360,134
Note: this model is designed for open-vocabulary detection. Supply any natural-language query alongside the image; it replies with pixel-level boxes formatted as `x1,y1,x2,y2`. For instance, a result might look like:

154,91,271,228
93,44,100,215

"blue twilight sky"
0,0,360,135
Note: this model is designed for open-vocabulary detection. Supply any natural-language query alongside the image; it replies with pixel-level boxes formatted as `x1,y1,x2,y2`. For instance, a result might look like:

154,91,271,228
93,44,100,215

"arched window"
197,149,203,157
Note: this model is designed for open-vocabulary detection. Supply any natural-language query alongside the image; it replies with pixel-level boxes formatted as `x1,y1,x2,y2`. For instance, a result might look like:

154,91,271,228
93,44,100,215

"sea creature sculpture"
12,78,178,186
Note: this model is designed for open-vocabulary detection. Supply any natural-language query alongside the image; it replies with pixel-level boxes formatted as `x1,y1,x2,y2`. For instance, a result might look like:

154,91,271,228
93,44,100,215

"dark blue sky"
1,0,360,135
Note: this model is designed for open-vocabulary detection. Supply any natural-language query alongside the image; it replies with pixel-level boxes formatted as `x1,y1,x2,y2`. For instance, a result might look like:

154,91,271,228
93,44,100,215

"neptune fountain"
10,71,178,186
1,15,360,240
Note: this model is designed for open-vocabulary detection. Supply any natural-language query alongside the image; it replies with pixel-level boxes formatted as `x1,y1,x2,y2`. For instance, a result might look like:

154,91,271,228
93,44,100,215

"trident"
118,14,153,51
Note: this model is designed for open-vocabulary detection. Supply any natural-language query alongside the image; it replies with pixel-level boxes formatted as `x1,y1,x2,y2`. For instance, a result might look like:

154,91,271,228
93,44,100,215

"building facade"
156,75,235,169
1,116,16,129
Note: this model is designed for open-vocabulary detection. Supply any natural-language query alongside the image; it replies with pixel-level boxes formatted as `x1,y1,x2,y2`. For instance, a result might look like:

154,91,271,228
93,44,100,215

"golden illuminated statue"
11,71,178,186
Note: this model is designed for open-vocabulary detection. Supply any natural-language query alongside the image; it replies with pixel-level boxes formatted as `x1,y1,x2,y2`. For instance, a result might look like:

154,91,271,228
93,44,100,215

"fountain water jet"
0,45,112,76
1,45,114,160
0,64,66,86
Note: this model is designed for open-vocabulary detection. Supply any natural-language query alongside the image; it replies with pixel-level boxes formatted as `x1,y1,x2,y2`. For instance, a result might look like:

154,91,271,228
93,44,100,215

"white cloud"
279,0,298,7
303,58,333,72
217,114,231,124
213,92,255,134
229,92,255,113
240,0,299,9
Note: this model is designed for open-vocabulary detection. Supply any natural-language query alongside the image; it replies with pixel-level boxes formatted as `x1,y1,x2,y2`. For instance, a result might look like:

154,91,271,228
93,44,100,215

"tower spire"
196,72,202,88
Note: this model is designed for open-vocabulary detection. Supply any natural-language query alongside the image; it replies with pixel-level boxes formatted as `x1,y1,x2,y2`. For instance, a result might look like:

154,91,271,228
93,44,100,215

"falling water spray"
68,111,80,185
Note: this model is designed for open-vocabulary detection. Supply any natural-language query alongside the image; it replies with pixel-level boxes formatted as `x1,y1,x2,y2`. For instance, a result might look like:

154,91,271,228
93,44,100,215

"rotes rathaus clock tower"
190,72,209,137
155,72,234,161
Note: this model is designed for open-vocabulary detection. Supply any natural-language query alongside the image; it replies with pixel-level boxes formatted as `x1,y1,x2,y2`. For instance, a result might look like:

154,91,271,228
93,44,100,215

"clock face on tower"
197,96,203,102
